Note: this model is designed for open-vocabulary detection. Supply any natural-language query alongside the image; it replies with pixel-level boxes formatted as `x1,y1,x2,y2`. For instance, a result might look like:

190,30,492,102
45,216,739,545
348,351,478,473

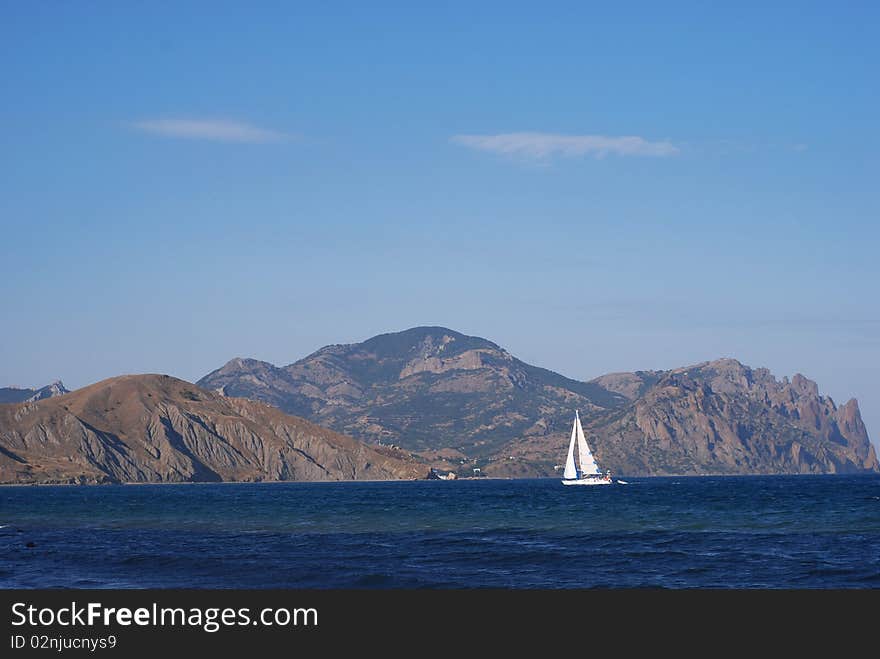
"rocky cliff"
502,359,879,476
0,374,423,484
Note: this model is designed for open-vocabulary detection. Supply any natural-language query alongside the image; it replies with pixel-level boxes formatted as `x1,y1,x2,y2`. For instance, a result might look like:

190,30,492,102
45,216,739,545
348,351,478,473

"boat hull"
561,478,612,486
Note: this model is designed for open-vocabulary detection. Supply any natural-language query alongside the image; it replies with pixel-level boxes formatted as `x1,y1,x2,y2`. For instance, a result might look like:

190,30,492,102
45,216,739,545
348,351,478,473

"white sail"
562,417,578,479
575,411,601,475
561,410,612,485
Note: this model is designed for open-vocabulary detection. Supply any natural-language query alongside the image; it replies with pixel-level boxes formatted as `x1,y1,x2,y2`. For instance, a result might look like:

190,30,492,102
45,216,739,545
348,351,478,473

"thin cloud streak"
452,132,679,160
129,119,292,143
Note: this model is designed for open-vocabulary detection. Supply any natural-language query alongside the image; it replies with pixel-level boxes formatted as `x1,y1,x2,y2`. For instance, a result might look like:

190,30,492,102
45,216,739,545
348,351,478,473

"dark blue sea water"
2,475,879,588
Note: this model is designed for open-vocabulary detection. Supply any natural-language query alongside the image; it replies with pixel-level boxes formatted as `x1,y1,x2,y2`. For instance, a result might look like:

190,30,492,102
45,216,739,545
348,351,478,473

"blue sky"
1,2,878,447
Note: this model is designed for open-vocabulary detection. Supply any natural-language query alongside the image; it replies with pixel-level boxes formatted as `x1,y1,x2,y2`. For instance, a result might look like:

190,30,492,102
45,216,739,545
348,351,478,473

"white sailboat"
561,410,613,486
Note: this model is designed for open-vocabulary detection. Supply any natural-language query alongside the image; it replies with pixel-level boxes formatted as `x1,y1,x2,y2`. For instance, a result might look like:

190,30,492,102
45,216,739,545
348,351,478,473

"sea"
1,475,879,589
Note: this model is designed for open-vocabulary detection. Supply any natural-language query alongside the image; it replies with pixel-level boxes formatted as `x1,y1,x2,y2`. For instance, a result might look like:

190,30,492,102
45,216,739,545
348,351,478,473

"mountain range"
198,326,878,477
2,326,876,483
0,374,422,484
0,380,69,404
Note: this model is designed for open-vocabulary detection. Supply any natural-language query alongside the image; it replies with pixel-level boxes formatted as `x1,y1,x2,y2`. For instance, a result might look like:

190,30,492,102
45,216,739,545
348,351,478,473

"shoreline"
1,471,877,488
0,475,513,488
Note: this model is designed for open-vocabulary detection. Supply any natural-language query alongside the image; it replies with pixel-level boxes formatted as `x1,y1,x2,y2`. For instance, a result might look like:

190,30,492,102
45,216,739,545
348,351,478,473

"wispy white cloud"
451,132,679,160
129,118,292,143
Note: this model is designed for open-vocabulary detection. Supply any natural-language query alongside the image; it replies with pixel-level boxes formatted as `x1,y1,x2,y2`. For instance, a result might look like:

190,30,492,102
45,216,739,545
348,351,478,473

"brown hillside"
0,374,423,484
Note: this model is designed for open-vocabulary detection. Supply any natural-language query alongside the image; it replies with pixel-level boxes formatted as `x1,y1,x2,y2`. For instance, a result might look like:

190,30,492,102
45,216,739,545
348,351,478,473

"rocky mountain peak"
199,327,623,455
359,326,501,359
27,380,69,401
791,373,820,398
704,357,747,371
216,357,275,374
1,380,70,404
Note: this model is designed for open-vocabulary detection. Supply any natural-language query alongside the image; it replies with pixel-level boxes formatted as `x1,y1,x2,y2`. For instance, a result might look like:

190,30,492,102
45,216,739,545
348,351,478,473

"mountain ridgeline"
0,375,423,485
0,381,69,404
198,327,878,477
199,327,626,456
